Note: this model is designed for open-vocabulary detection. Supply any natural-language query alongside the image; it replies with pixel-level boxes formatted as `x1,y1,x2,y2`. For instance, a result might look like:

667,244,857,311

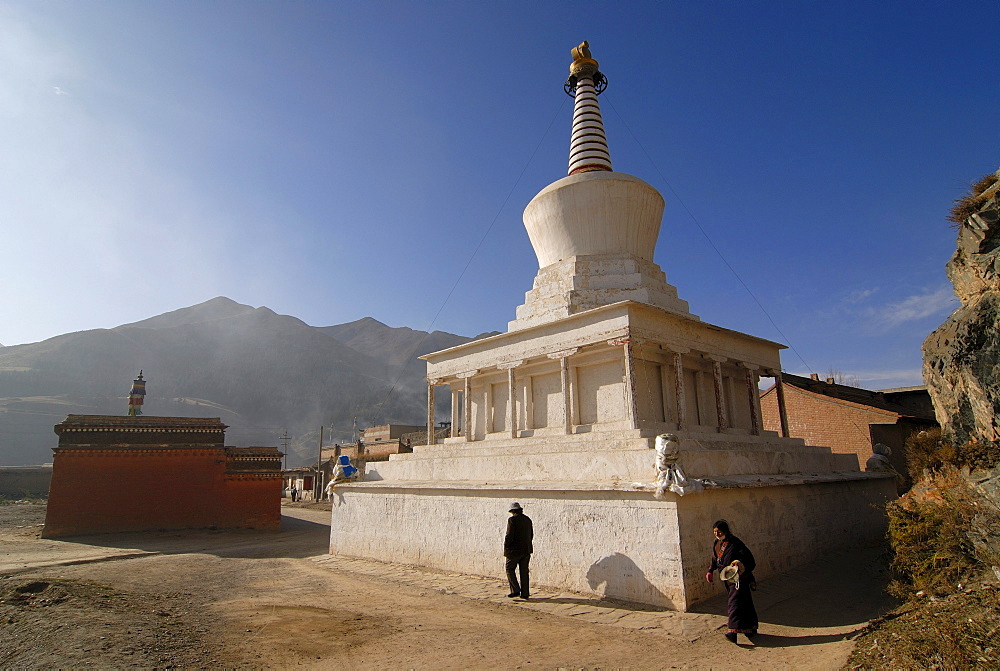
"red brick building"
760,373,937,475
43,415,282,538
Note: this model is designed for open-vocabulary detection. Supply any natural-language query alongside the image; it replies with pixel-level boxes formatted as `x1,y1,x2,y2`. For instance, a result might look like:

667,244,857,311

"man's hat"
509,502,523,512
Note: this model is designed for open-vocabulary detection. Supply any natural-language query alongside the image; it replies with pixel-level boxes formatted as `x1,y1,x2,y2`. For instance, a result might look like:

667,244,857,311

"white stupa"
329,43,894,610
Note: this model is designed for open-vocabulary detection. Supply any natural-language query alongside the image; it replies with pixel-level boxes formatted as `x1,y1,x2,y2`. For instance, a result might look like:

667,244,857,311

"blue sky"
1,1,996,390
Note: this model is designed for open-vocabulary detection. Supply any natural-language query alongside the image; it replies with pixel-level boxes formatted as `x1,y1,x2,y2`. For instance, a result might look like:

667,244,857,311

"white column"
741,364,761,436
485,381,494,435
450,389,460,439
623,341,639,429
524,377,534,431
710,357,728,432
772,371,790,438
426,381,436,446
497,361,522,439
561,357,573,434
508,367,517,439
547,349,578,435
464,375,473,442
672,350,688,430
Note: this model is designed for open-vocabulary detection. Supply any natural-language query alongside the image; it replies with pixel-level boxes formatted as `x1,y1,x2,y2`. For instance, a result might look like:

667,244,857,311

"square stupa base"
328,473,894,610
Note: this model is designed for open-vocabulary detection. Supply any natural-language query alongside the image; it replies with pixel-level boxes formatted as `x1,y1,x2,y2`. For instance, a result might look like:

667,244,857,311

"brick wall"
219,474,282,529
43,448,280,537
760,384,902,469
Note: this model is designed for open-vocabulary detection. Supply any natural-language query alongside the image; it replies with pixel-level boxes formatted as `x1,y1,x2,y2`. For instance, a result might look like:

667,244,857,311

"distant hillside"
321,317,469,368
0,297,488,466
320,318,498,391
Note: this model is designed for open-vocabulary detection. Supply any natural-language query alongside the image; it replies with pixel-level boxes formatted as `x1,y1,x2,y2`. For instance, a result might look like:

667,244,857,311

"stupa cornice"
423,301,786,385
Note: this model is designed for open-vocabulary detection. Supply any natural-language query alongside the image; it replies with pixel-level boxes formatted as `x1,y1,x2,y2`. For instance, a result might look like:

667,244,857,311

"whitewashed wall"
329,476,894,610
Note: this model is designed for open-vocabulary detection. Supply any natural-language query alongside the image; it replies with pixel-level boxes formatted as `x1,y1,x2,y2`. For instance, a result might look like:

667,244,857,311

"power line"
603,95,815,375
365,96,570,423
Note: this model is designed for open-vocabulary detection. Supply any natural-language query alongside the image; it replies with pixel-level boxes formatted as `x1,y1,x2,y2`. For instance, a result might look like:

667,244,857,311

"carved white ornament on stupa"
511,41,694,331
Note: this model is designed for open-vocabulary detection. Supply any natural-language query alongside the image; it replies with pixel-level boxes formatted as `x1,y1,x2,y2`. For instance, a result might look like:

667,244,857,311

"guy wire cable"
603,95,815,377
366,96,570,423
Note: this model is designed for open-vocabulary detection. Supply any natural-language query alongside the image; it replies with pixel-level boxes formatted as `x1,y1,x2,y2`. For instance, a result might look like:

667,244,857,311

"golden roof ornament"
570,41,599,78
565,40,607,96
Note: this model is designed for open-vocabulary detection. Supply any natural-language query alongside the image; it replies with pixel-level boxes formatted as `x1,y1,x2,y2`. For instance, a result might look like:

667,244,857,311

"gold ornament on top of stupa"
569,41,599,78
564,40,607,97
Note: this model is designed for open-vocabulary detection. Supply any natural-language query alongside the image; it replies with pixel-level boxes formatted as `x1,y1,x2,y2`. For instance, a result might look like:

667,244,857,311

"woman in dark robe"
705,519,758,643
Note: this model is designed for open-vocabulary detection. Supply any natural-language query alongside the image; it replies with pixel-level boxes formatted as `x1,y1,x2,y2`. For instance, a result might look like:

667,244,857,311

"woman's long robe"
709,534,759,633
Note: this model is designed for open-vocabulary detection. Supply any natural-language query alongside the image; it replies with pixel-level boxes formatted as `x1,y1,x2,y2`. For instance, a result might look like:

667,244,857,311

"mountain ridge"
0,297,491,466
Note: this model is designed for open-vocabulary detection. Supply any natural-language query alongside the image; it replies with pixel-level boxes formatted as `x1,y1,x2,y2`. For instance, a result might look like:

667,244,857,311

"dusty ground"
0,500,897,669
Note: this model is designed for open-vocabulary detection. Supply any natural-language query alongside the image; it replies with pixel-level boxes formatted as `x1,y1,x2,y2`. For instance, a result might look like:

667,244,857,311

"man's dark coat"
504,512,533,557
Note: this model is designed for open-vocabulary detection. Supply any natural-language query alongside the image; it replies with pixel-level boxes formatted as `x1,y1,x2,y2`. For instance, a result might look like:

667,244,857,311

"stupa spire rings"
565,41,612,175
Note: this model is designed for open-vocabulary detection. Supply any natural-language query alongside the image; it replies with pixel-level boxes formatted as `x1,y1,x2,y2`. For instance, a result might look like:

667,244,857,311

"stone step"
371,443,860,483
405,430,810,462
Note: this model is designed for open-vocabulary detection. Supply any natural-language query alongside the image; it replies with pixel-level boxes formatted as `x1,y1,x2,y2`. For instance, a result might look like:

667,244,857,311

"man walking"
504,502,533,599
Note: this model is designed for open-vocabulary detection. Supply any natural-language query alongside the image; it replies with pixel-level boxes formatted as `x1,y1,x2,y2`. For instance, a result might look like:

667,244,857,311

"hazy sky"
1,1,996,389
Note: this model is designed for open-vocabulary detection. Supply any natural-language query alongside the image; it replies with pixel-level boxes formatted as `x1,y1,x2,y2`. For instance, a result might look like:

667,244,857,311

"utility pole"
316,425,324,501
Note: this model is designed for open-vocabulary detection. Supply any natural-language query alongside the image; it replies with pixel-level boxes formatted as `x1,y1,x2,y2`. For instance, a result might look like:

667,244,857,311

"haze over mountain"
0,297,494,466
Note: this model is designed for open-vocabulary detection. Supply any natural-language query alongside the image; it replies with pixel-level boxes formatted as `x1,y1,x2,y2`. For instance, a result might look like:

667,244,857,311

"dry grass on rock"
886,467,984,598
849,460,1000,669
904,430,1000,481
949,171,999,227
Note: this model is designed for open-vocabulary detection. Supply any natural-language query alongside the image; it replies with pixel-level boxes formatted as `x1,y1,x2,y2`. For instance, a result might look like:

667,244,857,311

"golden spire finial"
569,41,599,78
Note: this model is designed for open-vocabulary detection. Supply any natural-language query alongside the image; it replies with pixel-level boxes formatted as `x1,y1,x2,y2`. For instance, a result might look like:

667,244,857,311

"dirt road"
0,501,894,669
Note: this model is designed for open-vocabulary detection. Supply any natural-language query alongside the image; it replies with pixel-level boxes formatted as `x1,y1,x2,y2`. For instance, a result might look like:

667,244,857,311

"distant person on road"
705,519,758,643
290,487,298,502
504,502,533,599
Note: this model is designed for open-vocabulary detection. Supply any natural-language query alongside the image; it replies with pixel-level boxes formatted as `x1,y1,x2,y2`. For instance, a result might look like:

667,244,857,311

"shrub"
904,428,1000,479
847,585,1000,669
887,467,979,597
960,439,1000,472
904,428,951,479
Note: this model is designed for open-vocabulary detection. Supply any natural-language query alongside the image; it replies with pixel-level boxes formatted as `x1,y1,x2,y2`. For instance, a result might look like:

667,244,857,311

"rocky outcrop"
923,170,1000,444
